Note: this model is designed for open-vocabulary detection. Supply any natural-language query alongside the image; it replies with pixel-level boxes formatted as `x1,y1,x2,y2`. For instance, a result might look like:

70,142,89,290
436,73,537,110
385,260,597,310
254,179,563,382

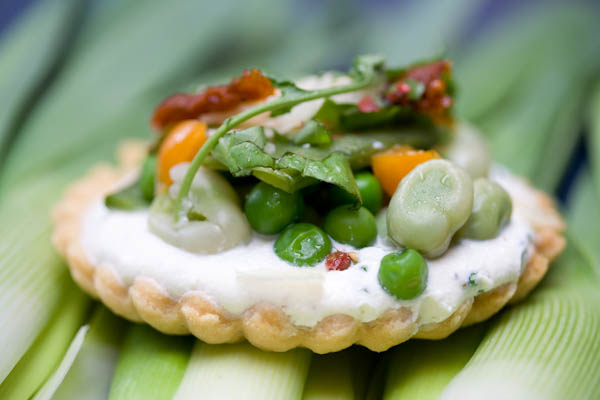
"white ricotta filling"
81,169,535,328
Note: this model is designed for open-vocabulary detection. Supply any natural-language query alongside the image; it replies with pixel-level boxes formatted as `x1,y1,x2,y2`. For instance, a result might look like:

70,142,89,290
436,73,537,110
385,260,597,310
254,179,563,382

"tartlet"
52,56,565,353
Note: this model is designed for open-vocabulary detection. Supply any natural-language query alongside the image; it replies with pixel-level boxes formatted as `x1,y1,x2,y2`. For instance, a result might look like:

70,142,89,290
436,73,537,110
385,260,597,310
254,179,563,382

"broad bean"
149,163,251,253
387,159,473,258
457,178,512,240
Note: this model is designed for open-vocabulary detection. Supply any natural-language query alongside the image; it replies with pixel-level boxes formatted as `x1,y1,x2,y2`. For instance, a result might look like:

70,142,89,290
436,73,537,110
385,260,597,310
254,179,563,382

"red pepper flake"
151,69,274,130
325,251,353,271
358,95,381,113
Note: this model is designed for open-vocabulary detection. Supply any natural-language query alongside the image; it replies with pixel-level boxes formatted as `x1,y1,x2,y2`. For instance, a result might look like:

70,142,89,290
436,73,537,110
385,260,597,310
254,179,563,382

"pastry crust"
52,141,565,353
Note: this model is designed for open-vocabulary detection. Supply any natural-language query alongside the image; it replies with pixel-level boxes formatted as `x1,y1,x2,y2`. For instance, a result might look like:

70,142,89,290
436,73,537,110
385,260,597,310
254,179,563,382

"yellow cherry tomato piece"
158,120,207,185
372,146,441,196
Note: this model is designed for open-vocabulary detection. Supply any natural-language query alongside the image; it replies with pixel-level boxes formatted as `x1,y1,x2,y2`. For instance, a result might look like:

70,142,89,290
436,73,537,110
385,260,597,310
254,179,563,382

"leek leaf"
382,325,486,400
32,325,89,400
0,0,83,160
589,81,600,197
0,282,90,399
454,4,587,120
108,325,192,400
0,218,72,383
302,352,354,400
303,347,376,400
45,306,126,400
174,342,311,400
359,0,485,66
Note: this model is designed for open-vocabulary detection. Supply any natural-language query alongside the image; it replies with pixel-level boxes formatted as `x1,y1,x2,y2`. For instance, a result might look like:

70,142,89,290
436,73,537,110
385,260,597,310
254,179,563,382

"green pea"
387,159,473,258
244,181,303,234
458,178,512,240
323,205,377,248
139,154,157,202
329,172,384,214
274,223,332,266
378,249,428,300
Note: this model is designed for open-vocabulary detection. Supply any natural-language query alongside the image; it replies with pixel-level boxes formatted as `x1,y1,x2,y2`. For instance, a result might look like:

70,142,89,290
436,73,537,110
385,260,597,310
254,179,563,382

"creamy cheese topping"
81,169,535,327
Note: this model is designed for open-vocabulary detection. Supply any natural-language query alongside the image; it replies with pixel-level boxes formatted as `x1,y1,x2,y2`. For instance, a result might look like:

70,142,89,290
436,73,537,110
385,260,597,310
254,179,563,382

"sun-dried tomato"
385,60,453,124
325,251,353,271
152,69,274,130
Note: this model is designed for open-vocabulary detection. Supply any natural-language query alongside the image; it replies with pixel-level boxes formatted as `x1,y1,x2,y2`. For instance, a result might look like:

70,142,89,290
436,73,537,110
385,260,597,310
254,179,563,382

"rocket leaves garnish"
212,127,361,201
105,155,156,210
173,55,387,220
314,97,443,131
211,123,440,198
211,126,273,175
105,182,150,210
291,120,332,145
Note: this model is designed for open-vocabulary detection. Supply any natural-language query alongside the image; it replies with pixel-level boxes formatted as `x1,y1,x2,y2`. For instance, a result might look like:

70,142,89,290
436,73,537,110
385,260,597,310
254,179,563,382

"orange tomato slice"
158,120,207,185
372,146,441,196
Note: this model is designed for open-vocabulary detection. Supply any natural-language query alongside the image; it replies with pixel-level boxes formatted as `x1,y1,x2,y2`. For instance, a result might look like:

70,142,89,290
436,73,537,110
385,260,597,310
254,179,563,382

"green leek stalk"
589,82,600,199
35,306,126,400
0,0,83,159
454,3,593,121
0,208,74,383
302,347,376,400
360,0,485,65
572,82,600,277
108,325,192,400
0,281,91,399
31,325,89,400
382,325,486,399
565,171,600,278
174,342,311,400
303,352,354,400
455,3,600,191
482,30,598,188
0,0,83,381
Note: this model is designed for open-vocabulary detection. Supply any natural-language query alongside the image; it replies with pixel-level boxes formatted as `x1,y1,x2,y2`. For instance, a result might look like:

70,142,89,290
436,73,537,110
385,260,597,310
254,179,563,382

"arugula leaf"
293,152,359,198
252,168,317,193
273,129,438,168
211,126,273,175
213,127,360,200
139,154,157,202
105,155,156,210
212,125,437,201
314,99,443,131
312,99,350,131
291,120,332,145
265,75,311,117
174,55,386,219
105,182,149,210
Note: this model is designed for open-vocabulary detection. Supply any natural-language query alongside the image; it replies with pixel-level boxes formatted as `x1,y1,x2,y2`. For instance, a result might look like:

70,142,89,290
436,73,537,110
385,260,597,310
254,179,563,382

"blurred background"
0,1,599,399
